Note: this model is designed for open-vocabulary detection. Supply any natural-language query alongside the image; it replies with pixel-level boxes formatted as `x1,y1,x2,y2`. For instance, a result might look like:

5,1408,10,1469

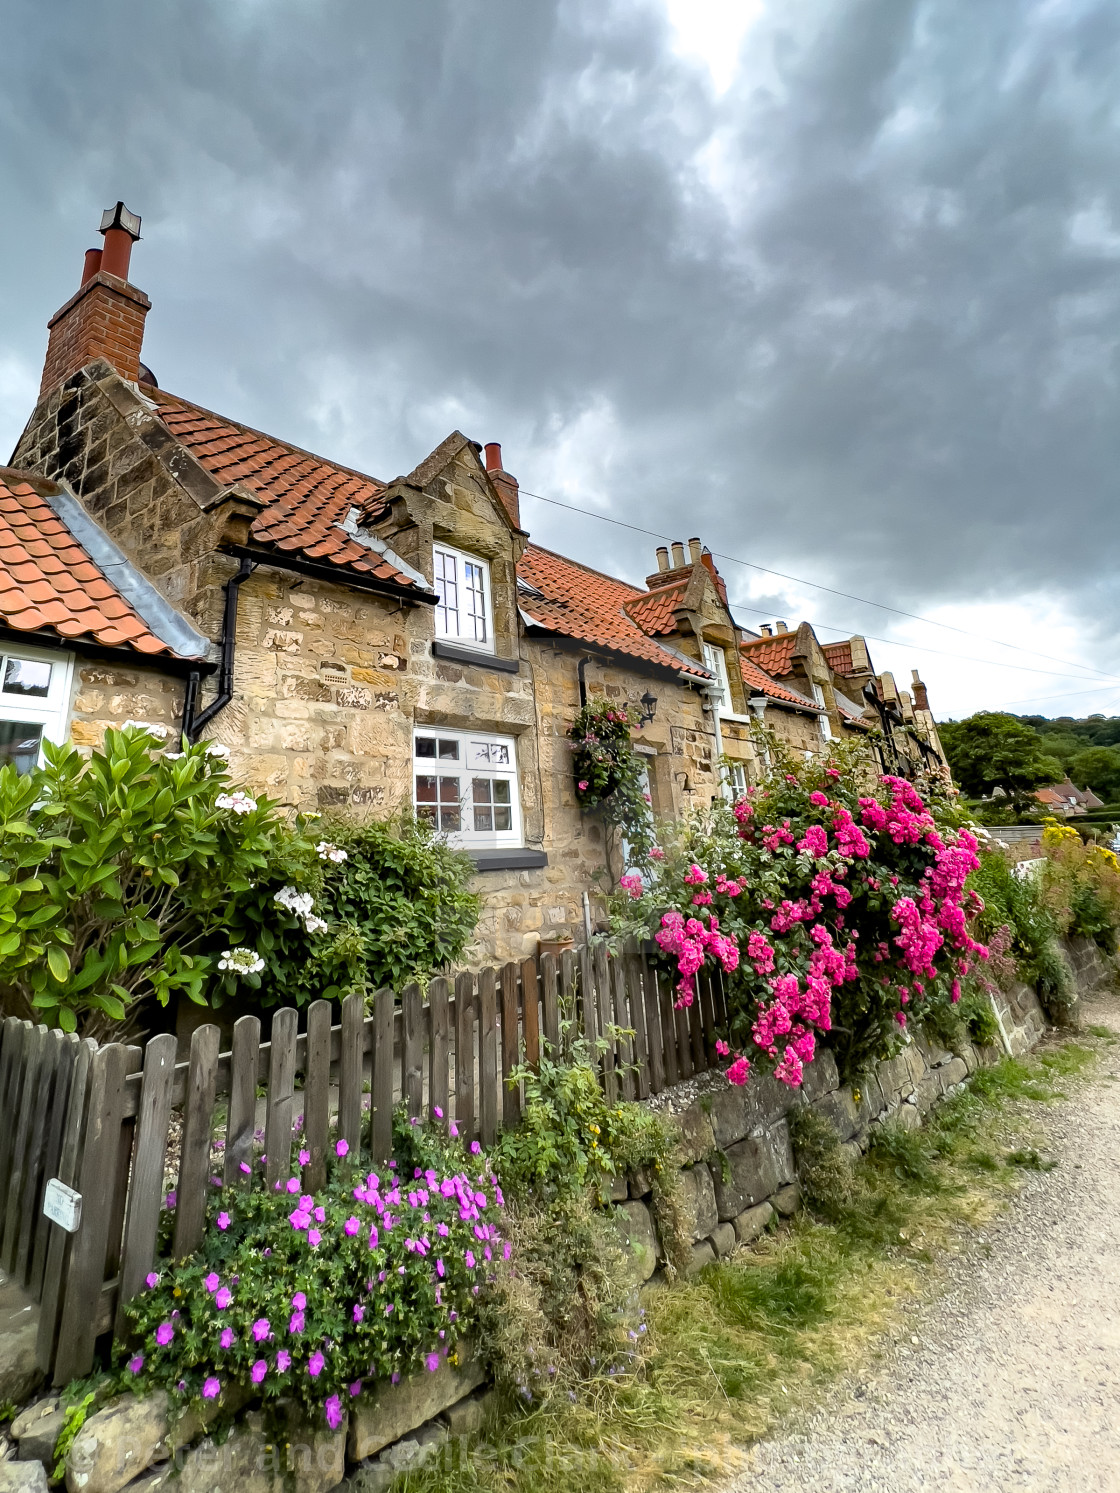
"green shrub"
225,813,480,1007
0,728,286,1036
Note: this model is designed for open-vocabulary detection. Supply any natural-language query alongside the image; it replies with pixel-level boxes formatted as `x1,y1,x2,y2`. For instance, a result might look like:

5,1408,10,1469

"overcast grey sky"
2,0,1119,718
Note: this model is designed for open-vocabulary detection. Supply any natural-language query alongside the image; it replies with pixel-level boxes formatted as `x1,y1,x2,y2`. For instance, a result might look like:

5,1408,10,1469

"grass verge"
394,1032,1109,1493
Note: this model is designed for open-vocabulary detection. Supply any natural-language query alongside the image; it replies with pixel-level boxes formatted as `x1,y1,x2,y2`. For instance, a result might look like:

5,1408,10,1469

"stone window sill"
470,848,549,871
431,641,520,674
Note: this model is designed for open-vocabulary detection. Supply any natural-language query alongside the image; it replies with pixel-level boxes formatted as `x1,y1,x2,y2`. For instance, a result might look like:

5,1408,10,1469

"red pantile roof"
623,584,686,635
517,546,712,679
0,470,185,655
150,390,430,595
739,653,822,711
822,639,853,674
740,631,799,676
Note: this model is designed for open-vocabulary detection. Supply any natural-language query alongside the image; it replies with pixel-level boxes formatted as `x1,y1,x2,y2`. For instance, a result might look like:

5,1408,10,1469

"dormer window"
433,543,494,653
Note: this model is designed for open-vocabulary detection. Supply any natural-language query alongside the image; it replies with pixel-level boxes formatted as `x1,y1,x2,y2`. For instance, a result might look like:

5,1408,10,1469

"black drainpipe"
183,558,256,742
578,655,589,708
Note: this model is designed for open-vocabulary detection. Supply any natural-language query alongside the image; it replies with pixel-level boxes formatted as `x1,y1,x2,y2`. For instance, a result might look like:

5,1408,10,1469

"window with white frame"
726,759,748,797
413,727,520,848
433,543,494,652
702,642,732,716
0,646,73,773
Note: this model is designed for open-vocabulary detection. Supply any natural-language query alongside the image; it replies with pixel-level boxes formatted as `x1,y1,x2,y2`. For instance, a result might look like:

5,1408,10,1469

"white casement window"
811,682,833,741
726,759,748,798
413,727,520,848
702,642,732,717
433,544,494,652
0,646,73,773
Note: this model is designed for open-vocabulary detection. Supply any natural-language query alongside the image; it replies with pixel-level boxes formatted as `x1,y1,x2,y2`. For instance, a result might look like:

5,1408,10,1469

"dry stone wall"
621,979,1052,1281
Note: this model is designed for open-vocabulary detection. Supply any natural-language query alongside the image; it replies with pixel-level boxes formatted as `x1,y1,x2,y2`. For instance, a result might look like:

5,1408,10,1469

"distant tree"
1069,746,1120,802
940,713,1056,806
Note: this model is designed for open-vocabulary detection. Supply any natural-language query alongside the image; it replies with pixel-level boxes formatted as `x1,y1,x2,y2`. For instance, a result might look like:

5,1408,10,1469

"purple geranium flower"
127,1354,144,1374
201,1377,220,1400
251,1360,267,1384
252,1318,271,1342
216,1212,230,1231
324,1395,342,1430
335,1139,349,1158
155,1322,174,1346
308,1350,325,1379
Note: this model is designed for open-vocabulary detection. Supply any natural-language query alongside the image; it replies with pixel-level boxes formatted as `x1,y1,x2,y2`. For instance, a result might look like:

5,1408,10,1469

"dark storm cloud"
2,0,1119,694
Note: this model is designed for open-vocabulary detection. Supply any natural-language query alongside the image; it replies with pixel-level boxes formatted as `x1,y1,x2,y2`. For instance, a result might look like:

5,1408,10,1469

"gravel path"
729,999,1120,1493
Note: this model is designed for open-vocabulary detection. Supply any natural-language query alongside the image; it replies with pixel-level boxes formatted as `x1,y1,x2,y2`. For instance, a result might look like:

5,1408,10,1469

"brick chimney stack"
40,202,151,397
911,668,930,712
483,442,522,530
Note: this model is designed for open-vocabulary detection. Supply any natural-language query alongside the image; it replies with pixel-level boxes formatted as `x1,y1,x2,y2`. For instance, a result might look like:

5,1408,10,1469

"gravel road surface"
729,999,1120,1492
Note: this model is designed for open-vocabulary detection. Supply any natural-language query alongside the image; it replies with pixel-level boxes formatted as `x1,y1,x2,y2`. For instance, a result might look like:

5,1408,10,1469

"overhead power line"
518,488,1120,686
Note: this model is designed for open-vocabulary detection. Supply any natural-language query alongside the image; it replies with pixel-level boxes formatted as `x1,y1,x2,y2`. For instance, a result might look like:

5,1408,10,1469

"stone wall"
619,977,1053,1282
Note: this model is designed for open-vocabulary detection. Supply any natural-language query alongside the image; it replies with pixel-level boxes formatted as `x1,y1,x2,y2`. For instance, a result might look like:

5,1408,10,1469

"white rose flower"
304,914,328,934
316,841,349,864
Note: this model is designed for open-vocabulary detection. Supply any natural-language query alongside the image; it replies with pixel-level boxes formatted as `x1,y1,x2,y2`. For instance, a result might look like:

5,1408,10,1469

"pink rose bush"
611,751,987,1085
125,1113,505,1427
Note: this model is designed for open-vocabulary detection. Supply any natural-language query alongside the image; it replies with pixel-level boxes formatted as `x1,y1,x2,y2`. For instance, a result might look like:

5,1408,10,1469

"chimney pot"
688,537,702,563
484,442,502,472
759,624,772,637
670,541,686,569
655,546,669,572
98,201,142,282
483,442,521,529
774,619,788,633
81,248,103,286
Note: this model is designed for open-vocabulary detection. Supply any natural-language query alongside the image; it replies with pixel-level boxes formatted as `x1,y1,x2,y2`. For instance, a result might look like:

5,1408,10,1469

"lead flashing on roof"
336,507,433,592
44,483,212,661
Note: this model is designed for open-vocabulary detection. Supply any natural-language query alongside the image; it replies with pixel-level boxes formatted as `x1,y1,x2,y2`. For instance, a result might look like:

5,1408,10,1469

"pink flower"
349,1381,362,1397
276,1349,291,1372
145,1272,160,1289
683,863,709,885
715,1038,730,1057
344,1216,359,1237
203,1272,220,1293
215,1287,232,1310
465,1249,476,1268
155,1322,174,1346
336,1139,350,1158
127,1354,144,1374
292,1291,306,1310
252,1318,271,1342
201,1377,220,1400
426,1352,441,1373
353,1303,365,1323
470,1141,481,1155
578,780,589,791
324,1395,343,1430
251,1360,268,1384
650,847,665,860
220,1327,235,1350
308,1350,325,1378
289,1310,305,1334
286,1177,300,1194
433,1106,444,1119
299,1149,310,1166
726,1056,750,1086
809,791,829,807
216,1211,230,1231
308,1228,322,1248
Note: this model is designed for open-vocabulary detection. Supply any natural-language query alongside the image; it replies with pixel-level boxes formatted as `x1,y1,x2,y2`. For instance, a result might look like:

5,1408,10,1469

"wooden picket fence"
0,940,726,1386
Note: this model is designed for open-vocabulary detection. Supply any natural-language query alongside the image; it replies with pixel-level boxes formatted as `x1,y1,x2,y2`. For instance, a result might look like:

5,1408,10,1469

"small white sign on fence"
43,1178,82,1233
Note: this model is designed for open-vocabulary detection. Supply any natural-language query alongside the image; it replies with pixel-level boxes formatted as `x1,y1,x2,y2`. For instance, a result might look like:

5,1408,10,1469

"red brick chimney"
483,442,522,529
40,202,150,397
911,669,930,712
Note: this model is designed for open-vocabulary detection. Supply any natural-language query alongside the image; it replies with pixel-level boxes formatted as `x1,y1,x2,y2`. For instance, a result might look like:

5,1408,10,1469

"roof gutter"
222,543,438,605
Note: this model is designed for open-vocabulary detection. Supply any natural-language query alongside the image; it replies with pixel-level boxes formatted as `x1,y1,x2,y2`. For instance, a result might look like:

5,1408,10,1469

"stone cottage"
1,204,949,962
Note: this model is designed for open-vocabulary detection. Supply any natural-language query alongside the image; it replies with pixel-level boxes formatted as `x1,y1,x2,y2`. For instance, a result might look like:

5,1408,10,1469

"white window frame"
0,645,74,773
811,682,832,741
412,726,521,849
726,759,748,798
702,642,733,717
432,543,495,653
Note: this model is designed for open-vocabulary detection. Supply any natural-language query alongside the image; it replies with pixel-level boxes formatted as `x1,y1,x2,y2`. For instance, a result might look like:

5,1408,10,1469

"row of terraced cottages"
0,203,947,963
